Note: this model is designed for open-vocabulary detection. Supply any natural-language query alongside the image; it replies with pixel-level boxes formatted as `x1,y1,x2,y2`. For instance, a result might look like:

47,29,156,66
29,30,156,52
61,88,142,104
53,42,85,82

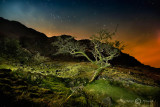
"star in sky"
0,0,160,67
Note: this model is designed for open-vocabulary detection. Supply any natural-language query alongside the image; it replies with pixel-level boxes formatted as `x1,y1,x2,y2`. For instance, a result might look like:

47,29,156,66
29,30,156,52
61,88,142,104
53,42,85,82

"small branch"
94,45,102,61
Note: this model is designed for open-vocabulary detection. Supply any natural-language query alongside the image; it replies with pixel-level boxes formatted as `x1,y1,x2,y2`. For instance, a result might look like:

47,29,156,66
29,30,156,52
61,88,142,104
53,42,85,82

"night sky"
0,0,160,68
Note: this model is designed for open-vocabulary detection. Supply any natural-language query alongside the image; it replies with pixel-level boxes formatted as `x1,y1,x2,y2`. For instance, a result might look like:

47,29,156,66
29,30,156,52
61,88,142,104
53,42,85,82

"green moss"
40,78,70,94
1,59,159,106
84,79,140,103
128,83,160,98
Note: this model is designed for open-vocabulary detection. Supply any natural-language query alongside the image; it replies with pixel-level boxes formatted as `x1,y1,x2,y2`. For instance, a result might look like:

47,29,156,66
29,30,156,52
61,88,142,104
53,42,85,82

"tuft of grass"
0,64,18,71
40,79,70,93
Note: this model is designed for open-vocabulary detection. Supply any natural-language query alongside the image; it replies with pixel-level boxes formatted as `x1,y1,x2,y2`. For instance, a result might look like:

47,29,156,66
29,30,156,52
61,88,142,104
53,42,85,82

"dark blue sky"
1,0,159,37
0,0,160,67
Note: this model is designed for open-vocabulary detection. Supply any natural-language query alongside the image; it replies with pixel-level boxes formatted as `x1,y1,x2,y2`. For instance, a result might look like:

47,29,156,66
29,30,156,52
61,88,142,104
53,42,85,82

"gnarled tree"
52,30,124,82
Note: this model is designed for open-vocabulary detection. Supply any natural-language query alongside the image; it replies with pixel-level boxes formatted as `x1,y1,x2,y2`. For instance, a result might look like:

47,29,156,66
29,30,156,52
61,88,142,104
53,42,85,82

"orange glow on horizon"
123,38,160,68
34,26,160,68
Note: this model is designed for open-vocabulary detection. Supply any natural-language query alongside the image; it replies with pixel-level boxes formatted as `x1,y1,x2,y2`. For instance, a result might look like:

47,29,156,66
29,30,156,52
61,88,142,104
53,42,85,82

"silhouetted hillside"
0,17,48,54
0,17,159,70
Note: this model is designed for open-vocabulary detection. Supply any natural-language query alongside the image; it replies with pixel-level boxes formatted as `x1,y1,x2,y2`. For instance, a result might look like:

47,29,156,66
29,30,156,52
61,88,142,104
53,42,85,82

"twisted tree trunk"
89,67,105,83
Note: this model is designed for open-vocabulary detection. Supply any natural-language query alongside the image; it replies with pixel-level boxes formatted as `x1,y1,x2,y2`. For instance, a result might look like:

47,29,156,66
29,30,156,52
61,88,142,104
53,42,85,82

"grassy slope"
0,58,160,107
